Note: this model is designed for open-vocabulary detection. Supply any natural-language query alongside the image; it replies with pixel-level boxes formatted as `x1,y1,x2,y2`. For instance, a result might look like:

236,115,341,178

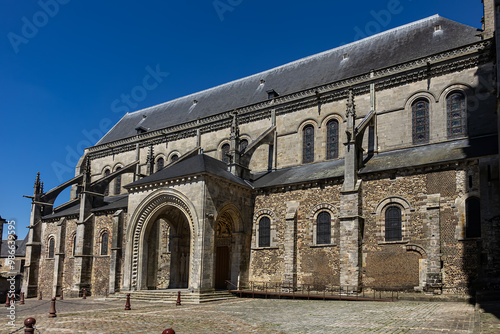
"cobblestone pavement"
0,297,483,333
475,300,500,334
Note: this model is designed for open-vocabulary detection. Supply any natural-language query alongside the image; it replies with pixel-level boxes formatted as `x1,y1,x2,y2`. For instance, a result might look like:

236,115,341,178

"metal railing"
226,281,400,302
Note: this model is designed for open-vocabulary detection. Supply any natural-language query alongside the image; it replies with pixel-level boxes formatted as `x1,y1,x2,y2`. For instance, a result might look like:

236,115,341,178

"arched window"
240,139,248,152
156,157,164,172
326,119,339,160
316,211,331,244
114,167,122,195
465,197,481,238
170,154,179,163
412,99,429,144
103,169,110,196
303,125,314,163
385,206,402,241
47,237,55,259
100,232,109,256
72,234,77,257
221,143,230,164
447,92,467,138
258,216,271,247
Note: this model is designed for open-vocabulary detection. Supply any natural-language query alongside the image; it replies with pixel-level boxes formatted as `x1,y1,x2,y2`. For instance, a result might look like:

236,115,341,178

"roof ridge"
126,15,447,118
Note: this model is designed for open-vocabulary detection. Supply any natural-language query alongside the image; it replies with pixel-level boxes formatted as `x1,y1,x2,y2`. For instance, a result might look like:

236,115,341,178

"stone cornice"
127,172,253,194
86,40,492,160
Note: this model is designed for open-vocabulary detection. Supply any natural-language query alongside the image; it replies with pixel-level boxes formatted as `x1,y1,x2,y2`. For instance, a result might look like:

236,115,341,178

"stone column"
230,232,245,288
283,201,299,287
339,185,363,289
109,210,123,294
23,174,44,298
425,194,442,292
339,88,363,289
52,218,66,297
71,192,92,297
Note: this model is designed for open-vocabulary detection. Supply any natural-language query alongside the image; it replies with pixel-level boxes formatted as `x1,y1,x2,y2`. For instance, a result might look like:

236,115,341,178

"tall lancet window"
303,125,314,163
412,99,429,144
221,143,230,164
103,169,110,196
447,92,467,138
114,167,122,195
156,157,164,172
326,119,339,160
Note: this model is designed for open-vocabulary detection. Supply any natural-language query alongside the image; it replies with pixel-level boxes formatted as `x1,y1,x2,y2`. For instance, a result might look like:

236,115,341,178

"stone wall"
62,219,78,293
251,183,342,286
38,221,58,298
360,166,487,293
91,214,113,296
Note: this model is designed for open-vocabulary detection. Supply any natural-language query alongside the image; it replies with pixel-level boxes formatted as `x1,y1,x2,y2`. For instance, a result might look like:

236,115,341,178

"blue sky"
0,0,483,239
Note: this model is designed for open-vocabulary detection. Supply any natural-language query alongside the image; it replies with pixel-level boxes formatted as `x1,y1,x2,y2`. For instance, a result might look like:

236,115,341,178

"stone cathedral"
23,1,500,300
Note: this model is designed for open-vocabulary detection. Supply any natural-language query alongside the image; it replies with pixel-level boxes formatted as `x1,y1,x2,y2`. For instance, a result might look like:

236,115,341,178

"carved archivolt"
307,202,337,219
130,194,194,289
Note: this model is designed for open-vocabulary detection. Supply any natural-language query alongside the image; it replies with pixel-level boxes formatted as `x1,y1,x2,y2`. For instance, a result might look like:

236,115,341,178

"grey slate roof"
0,234,28,258
252,135,498,188
42,195,129,220
97,15,481,145
252,159,345,188
126,153,251,188
359,135,498,174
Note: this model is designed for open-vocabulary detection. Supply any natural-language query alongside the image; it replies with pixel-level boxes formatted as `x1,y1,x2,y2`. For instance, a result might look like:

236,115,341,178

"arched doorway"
214,212,233,289
141,205,190,290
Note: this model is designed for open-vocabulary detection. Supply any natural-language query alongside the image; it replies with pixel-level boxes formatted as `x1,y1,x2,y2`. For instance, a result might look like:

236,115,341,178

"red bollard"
24,317,36,334
176,291,181,306
60,289,64,300
20,292,25,305
125,293,131,310
48,297,57,318
82,288,87,299
162,329,176,334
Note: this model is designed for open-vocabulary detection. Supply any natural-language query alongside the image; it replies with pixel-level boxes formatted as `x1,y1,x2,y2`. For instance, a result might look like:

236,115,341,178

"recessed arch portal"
126,191,198,291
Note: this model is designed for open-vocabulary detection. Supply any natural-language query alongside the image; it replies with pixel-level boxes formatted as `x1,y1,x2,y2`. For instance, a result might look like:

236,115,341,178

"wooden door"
215,246,230,289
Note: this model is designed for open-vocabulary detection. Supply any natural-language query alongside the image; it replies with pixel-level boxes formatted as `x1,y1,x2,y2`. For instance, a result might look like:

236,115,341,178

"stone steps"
107,290,237,304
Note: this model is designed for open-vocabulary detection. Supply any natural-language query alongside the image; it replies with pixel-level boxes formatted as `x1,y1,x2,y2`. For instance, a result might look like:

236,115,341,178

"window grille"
316,211,331,244
240,139,248,152
447,92,467,138
48,237,55,258
114,167,122,195
385,206,402,241
258,217,271,247
326,120,339,160
303,125,314,163
100,232,109,255
412,99,429,144
104,169,110,196
72,234,77,256
221,143,230,164
156,157,164,172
